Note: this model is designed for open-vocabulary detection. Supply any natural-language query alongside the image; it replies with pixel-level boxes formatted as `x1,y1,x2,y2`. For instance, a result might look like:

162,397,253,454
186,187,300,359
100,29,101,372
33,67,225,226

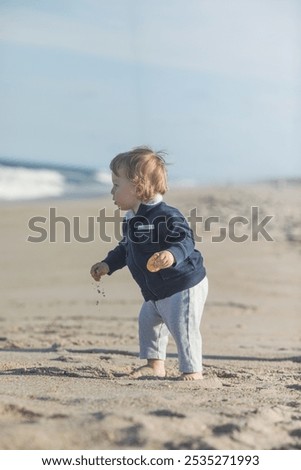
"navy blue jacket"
103,201,206,301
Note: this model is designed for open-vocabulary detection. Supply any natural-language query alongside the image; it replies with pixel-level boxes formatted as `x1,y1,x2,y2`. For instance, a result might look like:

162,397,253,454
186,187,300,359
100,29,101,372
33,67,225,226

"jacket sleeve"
102,238,127,274
161,212,195,266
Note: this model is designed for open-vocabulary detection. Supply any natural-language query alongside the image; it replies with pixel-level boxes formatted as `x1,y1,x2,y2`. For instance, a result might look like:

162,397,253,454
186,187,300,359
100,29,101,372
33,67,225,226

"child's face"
111,169,140,212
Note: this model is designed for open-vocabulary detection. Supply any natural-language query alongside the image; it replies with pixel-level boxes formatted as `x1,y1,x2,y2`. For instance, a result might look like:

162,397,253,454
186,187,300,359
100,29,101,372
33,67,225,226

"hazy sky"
0,0,300,184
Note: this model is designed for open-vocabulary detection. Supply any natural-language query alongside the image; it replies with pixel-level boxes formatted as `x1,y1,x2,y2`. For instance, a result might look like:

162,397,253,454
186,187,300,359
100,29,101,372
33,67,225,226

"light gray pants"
139,276,208,373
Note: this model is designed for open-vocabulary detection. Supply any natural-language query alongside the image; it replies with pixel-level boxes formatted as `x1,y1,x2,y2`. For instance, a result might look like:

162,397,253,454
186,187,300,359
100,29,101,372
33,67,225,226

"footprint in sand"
1,404,43,423
149,409,186,418
177,376,223,388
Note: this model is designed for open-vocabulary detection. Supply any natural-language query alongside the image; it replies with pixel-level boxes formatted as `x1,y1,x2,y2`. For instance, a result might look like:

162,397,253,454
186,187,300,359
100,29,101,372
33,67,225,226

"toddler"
90,147,208,380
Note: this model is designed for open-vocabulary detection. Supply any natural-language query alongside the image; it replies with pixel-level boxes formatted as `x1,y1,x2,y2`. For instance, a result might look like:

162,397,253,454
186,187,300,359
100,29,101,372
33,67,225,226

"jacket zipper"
128,242,158,299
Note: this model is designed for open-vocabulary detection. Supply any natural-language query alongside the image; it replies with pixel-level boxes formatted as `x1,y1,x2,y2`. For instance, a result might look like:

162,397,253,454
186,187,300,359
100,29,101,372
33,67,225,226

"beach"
0,182,300,450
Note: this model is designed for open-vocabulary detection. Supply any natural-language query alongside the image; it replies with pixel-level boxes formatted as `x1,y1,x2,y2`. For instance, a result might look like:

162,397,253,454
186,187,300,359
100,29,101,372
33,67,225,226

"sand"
0,182,300,450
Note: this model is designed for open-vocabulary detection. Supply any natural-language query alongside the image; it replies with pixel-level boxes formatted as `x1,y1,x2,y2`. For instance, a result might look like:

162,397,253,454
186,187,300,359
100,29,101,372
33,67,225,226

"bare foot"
180,372,203,381
130,360,166,379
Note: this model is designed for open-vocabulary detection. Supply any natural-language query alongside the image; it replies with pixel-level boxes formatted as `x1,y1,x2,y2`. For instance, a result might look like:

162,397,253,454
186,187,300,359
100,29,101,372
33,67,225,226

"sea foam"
0,159,110,201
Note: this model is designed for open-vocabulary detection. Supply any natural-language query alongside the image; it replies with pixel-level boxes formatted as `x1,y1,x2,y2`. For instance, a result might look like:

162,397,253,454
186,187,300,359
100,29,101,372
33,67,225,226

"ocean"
0,158,112,201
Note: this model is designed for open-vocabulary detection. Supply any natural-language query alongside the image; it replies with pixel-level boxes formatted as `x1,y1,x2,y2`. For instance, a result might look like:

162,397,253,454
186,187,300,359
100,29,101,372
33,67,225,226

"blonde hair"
110,146,168,202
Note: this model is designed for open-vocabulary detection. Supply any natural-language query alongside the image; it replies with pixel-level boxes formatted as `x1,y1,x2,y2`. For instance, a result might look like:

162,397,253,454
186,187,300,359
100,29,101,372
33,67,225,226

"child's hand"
90,262,110,281
146,250,175,272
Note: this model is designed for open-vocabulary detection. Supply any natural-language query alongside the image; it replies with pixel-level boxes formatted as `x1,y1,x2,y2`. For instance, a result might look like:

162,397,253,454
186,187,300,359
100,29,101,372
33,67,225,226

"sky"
0,0,300,185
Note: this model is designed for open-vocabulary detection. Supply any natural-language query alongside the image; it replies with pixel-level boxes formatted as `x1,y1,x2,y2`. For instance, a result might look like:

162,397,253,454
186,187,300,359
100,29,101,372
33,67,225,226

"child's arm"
91,237,127,281
161,214,195,265
102,241,127,274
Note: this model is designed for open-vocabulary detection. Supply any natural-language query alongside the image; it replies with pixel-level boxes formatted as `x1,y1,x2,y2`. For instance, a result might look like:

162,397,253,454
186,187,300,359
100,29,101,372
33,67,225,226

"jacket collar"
125,195,163,220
